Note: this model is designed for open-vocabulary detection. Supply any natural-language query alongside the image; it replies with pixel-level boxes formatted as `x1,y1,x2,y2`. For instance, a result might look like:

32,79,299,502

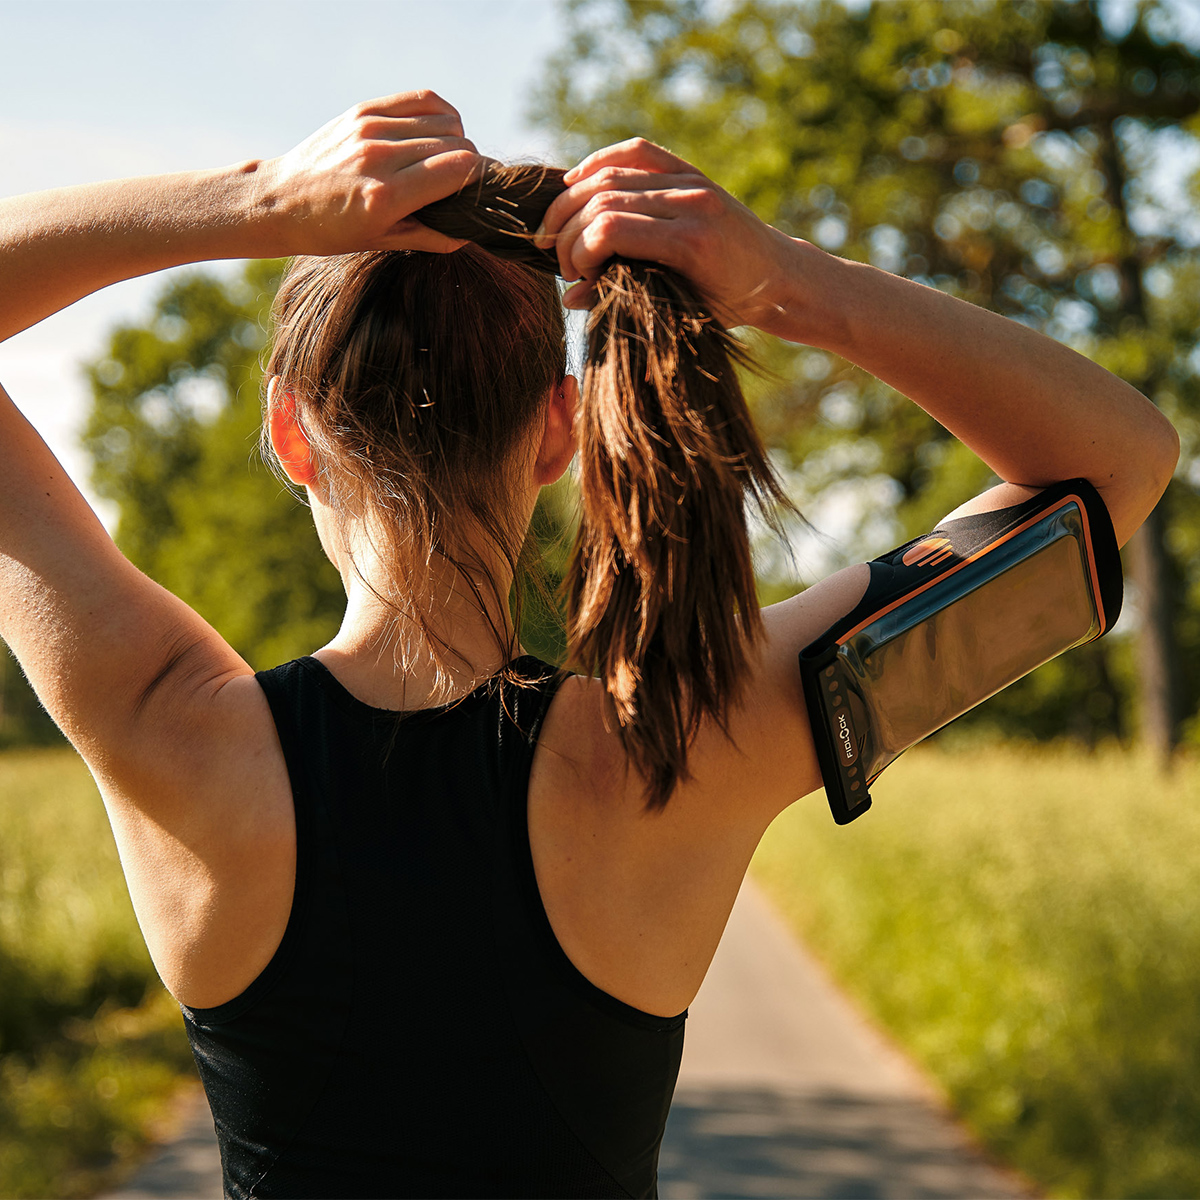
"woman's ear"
534,374,579,485
266,377,319,487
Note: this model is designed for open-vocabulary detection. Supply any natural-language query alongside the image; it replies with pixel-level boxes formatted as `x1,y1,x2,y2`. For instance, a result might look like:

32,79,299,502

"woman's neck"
314,546,519,712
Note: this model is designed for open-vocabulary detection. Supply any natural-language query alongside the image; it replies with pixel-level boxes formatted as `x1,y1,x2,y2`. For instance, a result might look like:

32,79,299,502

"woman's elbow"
1123,378,1181,490
1140,404,1180,508
1105,406,1180,547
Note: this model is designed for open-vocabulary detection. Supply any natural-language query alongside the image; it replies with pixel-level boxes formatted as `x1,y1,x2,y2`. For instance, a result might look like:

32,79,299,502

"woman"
0,91,1177,1197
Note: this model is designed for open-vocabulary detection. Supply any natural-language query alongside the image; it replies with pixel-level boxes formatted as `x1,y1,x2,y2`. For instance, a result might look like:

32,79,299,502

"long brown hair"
269,164,788,807
266,245,566,702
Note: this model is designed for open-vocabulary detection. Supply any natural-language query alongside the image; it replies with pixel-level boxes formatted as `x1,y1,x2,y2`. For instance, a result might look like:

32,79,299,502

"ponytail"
417,165,788,807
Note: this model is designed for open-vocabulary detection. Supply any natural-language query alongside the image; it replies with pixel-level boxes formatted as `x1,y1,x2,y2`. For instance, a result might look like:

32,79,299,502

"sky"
0,0,567,514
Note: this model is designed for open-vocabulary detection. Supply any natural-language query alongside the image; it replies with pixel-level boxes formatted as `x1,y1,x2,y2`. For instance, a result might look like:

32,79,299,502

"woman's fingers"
561,279,595,308
568,211,689,278
370,216,466,254
388,148,482,214
265,92,484,254
536,142,702,276
354,89,463,127
538,133,787,330
537,167,701,250
563,137,695,185
357,113,467,143
367,136,479,173
549,185,717,281
540,176,711,281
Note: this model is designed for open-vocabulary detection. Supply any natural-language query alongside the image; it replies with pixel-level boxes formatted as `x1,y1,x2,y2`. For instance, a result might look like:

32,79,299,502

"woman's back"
190,655,683,1198
0,88,1178,1200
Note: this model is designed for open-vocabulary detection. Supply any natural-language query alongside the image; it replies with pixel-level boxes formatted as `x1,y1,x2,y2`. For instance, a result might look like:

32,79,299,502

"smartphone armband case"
798,479,1123,825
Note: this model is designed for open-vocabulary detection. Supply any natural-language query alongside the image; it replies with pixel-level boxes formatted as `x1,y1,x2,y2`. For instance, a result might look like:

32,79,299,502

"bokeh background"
4,1,1200,1196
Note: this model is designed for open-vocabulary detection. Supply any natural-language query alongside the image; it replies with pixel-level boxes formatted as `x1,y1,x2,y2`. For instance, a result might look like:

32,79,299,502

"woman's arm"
0,90,476,341
763,250,1178,547
537,138,1179,548
0,93,481,1003
0,91,479,772
537,137,1179,829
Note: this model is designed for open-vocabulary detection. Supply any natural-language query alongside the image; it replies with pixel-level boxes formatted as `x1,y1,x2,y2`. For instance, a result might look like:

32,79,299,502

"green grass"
0,749,196,1197
753,743,1200,1199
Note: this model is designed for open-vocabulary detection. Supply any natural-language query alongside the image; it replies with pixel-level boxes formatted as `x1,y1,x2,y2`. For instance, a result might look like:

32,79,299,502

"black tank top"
181,655,686,1199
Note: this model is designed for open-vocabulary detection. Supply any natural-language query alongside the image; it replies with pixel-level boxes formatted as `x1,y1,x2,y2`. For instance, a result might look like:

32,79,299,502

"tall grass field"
0,749,195,1198
753,743,1200,1199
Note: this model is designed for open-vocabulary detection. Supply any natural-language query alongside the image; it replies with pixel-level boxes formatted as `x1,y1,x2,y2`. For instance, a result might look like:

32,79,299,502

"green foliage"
0,749,195,1197
0,645,62,750
83,260,344,669
754,744,1200,1199
0,991,196,1199
518,475,580,665
533,0,1200,739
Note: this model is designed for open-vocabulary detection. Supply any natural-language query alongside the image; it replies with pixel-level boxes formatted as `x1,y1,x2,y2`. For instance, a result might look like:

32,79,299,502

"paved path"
100,1087,222,1199
101,881,1028,1198
657,881,1028,1198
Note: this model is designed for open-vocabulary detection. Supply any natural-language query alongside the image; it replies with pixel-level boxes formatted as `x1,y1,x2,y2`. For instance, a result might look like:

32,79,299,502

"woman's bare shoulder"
536,673,629,805
100,670,298,1010
534,559,870,832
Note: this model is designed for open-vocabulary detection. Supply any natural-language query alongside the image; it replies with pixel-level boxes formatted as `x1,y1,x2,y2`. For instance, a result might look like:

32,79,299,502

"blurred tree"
83,261,345,670
534,0,1200,750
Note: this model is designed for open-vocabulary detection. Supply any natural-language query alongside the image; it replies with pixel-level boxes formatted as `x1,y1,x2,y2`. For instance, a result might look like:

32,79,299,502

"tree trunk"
1127,502,1180,765
1097,125,1181,763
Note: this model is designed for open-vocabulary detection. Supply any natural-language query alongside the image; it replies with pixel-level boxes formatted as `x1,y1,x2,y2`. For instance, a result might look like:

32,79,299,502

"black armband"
798,479,1123,825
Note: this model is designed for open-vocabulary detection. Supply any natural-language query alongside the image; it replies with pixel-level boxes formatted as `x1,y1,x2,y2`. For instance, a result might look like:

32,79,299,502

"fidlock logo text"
831,707,858,765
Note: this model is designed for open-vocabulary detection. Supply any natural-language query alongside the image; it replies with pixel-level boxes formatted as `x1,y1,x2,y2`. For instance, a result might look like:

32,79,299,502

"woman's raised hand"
535,139,799,334
259,90,482,256
0,89,483,344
